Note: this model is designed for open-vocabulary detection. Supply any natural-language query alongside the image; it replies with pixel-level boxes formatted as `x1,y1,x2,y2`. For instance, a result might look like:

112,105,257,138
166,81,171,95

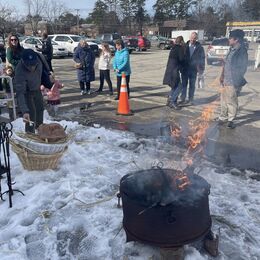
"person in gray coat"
14,49,44,133
218,29,248,129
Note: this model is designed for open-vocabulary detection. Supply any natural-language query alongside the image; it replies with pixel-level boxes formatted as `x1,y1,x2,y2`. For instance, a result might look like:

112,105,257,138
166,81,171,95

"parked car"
86,38,115,55
123,37,138,54
135,36,151,51
0,39,6,62
256,36,260,43
97,33,121,46
49,34,99,56
146,35,173,50
207,37,230,65
20,37,69,58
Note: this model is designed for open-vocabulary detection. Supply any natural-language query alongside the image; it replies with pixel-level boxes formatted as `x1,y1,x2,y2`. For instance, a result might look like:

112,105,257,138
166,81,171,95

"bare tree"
24,0,47,35
45,0,68,33
0,2,18,41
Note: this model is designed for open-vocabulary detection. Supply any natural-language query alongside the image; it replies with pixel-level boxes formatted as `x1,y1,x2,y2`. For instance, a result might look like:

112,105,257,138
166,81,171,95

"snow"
0,116,259,260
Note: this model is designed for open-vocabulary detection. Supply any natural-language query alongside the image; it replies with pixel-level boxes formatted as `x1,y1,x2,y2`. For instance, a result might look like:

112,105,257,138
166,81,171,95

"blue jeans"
181,70,197,101
169,81,182,104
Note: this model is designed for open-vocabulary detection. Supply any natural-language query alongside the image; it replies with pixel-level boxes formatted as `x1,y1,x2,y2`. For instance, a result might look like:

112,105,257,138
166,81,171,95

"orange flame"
170,99,220,191
170,123,181,138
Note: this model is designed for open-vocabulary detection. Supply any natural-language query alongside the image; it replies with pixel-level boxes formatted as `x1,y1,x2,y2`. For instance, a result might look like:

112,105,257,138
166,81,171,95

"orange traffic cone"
117,73,133,116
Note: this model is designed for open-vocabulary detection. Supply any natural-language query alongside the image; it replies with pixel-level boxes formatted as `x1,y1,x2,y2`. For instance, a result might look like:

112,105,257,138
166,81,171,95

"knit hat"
229,29,245,40
22,49,38,66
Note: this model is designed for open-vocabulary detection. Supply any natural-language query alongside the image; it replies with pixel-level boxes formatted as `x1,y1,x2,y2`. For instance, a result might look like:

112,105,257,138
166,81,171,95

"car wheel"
159,43,165,50
207,59,213,65
129,49,133,54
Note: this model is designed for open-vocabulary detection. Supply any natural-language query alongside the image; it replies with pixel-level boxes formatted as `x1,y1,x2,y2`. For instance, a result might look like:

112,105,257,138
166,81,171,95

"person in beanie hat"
14,49,44,133
218,29,248,129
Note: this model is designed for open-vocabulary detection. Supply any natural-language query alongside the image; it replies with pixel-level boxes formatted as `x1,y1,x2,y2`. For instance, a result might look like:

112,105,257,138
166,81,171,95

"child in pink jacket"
41,74,64,115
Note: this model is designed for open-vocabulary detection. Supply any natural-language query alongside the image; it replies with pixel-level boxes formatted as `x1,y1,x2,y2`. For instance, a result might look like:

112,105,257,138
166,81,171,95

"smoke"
120,169,210,208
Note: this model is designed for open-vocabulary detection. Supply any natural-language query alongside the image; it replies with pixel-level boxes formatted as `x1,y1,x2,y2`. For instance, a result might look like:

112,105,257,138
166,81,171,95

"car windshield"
71,36,81,42
212,38,229,46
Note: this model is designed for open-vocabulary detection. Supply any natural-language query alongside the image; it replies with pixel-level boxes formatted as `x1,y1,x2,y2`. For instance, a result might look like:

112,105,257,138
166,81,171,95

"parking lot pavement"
53,45,260,170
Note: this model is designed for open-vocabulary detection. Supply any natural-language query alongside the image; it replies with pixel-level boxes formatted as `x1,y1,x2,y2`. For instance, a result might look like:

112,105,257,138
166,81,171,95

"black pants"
116,75,130,98
46,58,53,72
98,70,113,93
25,90,44,133
79,81,90,91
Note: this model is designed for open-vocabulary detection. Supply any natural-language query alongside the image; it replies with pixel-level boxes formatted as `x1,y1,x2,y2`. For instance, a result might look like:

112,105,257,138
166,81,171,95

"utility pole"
75,8,80,35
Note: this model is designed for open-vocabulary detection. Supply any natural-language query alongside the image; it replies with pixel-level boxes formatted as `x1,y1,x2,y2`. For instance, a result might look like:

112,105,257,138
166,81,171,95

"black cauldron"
119,168,211,248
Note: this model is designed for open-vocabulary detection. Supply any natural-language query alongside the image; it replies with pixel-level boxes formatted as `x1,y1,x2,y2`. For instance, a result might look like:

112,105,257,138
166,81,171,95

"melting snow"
0,116,259,260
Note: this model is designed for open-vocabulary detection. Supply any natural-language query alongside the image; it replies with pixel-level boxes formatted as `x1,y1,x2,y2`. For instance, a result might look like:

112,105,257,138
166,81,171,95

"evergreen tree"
89,0,109,32
153,0,195,24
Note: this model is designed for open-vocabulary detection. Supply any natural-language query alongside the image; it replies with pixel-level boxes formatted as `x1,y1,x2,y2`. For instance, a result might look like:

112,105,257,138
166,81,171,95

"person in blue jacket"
73,39,95,95
113,39,131,100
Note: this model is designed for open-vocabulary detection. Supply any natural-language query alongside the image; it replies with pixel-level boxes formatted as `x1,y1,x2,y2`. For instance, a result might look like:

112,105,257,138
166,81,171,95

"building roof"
226,21,260,27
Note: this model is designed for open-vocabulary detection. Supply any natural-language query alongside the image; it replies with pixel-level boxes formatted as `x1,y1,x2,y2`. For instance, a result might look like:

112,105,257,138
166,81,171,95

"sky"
9,0,156,17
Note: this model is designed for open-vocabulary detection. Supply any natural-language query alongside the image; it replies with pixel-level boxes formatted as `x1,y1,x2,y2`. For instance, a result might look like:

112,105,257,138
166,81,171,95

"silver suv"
207,38,230,65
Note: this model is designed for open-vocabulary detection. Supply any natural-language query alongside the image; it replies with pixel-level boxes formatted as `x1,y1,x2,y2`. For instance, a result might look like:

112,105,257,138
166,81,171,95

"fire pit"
119,168,211,248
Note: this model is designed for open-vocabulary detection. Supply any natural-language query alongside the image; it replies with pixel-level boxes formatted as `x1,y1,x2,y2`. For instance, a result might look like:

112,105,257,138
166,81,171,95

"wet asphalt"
2,44,259,172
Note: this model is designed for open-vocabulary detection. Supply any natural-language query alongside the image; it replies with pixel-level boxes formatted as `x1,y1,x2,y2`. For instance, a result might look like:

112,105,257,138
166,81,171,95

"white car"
49,34,99,56
20,37,68,58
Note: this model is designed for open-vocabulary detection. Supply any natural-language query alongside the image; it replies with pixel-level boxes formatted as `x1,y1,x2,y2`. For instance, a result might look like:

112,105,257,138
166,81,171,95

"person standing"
180,32,205,105
36,32,53,72
73,39,95,95
6,33,24,71
163,36,185,110
113,39,131,100
96,43,113,95
218,29,248,129
14,49,44,133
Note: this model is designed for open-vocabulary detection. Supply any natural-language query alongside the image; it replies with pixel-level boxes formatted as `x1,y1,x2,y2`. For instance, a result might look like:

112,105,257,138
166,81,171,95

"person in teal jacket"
113,39,131,100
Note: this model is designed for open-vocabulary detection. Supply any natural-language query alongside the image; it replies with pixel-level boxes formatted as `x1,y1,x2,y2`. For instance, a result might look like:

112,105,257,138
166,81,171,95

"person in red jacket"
41,74,64,116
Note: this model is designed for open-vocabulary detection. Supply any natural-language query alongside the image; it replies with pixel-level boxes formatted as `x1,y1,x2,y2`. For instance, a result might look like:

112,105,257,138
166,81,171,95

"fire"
170,99,220,191
170,123,181,138
174,174,191,190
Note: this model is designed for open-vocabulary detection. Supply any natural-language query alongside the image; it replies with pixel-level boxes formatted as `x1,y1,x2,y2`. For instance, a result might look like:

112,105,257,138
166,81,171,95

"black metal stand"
0,122,24,207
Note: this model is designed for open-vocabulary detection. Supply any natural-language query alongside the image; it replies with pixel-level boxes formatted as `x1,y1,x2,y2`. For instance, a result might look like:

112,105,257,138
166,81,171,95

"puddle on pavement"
83,118,260,172
57,107,260,172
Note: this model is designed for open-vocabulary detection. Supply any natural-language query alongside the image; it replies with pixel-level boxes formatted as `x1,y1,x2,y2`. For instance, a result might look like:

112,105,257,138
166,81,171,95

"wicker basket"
12,132,70,155
11,141,67,171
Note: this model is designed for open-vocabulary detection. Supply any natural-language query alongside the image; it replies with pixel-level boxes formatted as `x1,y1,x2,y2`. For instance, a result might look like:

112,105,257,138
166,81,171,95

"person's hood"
116,47,128,54
21,60,39,72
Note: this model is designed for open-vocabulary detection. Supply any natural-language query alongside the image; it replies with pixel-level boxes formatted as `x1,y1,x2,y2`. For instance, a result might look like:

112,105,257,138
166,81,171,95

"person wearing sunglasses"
6,33,24,71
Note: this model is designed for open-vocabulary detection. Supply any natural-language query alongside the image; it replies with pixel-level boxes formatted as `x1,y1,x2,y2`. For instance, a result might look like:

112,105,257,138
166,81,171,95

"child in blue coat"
113,39,131,100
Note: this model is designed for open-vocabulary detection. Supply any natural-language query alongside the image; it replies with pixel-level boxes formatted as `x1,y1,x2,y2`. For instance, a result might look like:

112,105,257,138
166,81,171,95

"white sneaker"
81,90,87,95
87,90,91,95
